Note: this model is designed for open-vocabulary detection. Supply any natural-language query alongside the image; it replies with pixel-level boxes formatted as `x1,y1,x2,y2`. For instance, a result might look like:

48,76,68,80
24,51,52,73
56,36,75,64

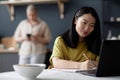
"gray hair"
26,4,38,13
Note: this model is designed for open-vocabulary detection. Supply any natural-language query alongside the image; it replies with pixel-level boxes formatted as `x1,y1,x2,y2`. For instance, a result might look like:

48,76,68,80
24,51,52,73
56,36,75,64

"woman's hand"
78,60,98,70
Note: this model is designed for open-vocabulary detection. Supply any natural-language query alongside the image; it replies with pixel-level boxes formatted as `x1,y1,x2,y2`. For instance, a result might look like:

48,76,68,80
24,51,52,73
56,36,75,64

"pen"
83,53,90,60
83,53,96,67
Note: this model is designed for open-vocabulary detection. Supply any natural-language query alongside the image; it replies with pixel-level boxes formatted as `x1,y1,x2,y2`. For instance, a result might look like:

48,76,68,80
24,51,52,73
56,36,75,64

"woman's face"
75,13,96,39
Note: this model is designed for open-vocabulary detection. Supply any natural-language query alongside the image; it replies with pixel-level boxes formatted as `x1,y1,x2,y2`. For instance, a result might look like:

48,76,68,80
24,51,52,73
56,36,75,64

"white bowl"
13,64,46,80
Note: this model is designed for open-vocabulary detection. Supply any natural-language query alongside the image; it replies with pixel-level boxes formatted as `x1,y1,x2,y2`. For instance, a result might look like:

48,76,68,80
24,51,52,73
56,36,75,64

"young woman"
49,6,102,70
14,4,52,64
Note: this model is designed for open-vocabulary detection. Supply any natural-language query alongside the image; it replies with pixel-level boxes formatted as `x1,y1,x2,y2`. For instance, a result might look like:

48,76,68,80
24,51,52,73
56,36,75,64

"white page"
52,68,97,73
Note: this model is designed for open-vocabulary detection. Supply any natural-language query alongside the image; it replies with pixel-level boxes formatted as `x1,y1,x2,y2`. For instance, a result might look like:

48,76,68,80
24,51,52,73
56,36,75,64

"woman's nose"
84,25,89,31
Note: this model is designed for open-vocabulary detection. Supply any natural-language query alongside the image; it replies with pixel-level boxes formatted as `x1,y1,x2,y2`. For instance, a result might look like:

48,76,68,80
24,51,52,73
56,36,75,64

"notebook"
80,40,120,77
52,67,96,73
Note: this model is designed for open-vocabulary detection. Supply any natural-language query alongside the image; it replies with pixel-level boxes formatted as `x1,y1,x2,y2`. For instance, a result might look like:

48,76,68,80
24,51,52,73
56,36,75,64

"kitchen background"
0,0,103,49
0,0,120,72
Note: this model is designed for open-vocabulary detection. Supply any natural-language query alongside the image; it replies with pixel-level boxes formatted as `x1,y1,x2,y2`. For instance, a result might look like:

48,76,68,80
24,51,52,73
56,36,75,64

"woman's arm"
52,57,79,69
52,57,98,70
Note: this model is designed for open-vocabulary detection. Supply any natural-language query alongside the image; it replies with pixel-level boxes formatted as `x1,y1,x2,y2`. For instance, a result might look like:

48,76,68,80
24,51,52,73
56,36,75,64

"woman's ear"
74,18,77,24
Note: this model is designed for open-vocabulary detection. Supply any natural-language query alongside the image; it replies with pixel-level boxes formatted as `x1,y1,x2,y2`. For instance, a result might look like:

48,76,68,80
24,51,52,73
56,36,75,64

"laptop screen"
96,40,120,77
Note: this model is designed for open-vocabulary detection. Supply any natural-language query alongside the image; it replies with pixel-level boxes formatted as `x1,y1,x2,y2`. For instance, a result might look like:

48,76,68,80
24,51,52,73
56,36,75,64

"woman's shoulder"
55,36,63,41
56,36,62,39
54,36,68,49
54,36,64,44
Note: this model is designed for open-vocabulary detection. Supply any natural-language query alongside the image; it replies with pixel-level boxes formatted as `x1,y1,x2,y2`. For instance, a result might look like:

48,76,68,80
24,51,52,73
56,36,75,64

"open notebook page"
52,67,97,73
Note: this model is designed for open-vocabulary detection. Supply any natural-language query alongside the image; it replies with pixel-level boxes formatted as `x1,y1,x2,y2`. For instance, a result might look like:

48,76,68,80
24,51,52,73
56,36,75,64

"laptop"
80,40,120,77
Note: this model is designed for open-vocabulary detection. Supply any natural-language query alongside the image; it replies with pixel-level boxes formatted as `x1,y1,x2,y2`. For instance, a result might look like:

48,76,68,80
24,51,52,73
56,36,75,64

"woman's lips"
82,31,88,35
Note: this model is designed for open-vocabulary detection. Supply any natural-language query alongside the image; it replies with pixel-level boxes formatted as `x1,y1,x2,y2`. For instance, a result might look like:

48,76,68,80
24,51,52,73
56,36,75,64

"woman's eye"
90,24,95,27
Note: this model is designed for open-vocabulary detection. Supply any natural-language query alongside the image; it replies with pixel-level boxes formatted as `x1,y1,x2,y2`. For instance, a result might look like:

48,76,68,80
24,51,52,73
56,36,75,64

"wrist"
77,63,81,69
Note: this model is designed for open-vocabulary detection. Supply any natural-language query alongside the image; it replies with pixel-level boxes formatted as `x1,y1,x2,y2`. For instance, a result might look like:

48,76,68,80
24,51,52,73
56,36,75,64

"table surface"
0,69,120,80
0,48,18,53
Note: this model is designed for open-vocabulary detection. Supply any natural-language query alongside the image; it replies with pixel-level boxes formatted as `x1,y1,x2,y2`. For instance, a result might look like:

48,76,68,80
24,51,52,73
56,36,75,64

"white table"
0,69,120,80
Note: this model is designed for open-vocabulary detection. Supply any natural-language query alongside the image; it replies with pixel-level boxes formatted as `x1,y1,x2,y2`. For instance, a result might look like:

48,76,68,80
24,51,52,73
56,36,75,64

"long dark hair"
61,6,102,55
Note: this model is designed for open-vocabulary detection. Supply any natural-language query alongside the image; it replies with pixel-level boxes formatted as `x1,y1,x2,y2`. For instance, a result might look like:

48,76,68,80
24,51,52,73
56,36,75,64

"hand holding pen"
82,53,97,69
